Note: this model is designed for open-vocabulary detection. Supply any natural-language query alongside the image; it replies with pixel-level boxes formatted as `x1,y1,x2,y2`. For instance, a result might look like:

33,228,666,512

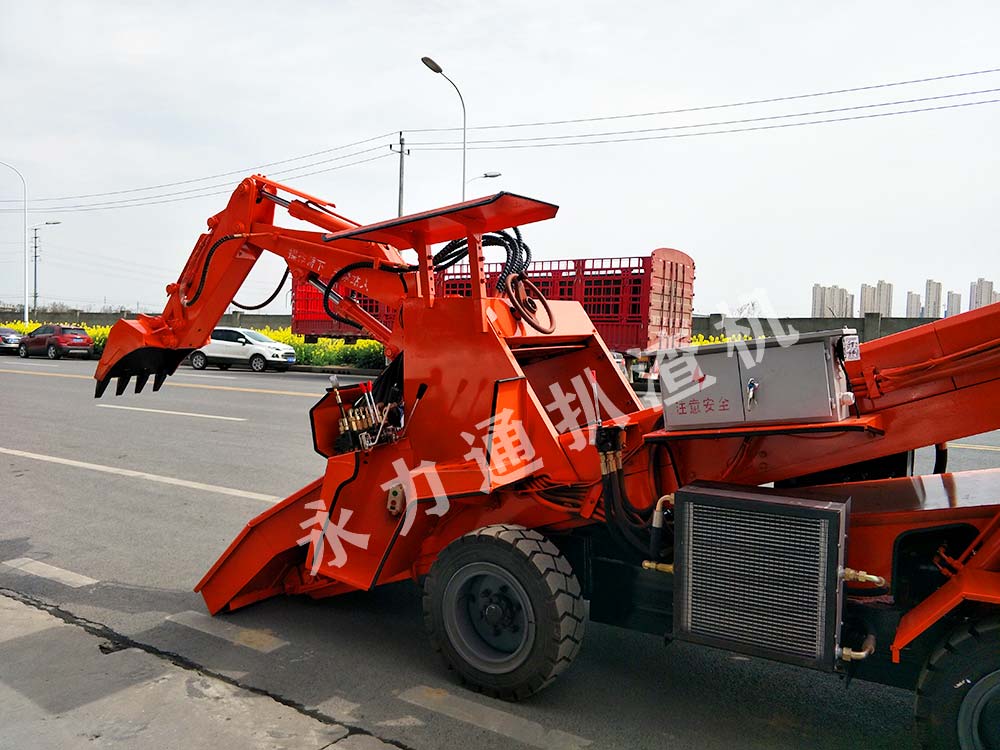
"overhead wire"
1,131,398,203
409,97,1000,152
407,87,1000,147
407,66,1000,132
0,152,394,214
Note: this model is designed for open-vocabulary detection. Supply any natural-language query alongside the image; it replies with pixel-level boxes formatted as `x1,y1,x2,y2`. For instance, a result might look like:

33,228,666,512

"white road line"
0,447,280,504
4,361,58,368
950,443,1000,452
96,404,247,422
398,686,592,750
2,557,99,588
166,610,289,653
174,373,237,380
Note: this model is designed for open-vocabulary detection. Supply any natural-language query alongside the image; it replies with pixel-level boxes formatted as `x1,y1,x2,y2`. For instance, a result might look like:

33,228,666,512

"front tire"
190,351,208,370
249,354,267,373
17,343,28,358
46,344,61,360
916,616,1000,749
423,524,586,700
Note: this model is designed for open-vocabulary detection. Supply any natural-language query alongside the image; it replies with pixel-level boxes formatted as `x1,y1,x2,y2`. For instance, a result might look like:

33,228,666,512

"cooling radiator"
673,482,849,671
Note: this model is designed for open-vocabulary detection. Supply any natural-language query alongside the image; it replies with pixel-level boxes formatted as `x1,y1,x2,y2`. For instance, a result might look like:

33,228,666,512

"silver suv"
190,327,296,372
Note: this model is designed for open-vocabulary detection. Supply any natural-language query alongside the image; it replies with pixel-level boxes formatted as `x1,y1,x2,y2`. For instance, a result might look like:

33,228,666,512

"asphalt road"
2,355,999,750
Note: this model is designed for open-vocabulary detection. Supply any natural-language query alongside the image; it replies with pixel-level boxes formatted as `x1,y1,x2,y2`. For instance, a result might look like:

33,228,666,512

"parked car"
18,325,94,359
0,326,21,354
190,327,296,372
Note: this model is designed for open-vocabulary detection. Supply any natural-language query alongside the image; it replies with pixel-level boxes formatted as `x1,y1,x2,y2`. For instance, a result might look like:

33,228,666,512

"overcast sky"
1,1,997,318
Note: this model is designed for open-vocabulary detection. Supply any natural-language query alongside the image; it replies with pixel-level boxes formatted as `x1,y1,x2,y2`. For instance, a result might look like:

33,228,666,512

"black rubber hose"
602,472,648,558
321,272,363,330
232,266,290,310
184,233,244,307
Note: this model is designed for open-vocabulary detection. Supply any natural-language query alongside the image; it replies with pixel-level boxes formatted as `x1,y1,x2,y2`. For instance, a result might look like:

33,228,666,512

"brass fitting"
641,561,674,574
839,633,876,661
843,568,887,587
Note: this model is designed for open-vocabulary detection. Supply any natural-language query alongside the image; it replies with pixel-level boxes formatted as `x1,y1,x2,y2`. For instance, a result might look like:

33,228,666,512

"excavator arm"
94,175,412,397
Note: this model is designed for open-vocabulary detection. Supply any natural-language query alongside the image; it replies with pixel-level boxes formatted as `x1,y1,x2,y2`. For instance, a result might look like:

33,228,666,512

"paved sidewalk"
0,595,392,750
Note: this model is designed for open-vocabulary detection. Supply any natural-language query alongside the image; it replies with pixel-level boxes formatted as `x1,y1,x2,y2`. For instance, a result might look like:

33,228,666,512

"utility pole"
28,220,60,315
31,228,39,314
390,132,410,217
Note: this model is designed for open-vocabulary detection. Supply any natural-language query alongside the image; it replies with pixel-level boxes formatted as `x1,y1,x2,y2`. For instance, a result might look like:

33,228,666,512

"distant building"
905,292,922,317
924,279,942,318
946,291,962,317
860,280,893,316
994,290,1000,305
811,284,854,317
970,278,995,311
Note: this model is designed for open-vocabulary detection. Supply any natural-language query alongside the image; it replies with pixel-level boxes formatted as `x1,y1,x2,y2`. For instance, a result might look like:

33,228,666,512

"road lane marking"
166,610,289,653
0,447,280,503
0,368,320,397
96,404,247,422
3,361,59,367
2,557,99,588
950,443,1000,452
398,685,592,750
174,373,237,380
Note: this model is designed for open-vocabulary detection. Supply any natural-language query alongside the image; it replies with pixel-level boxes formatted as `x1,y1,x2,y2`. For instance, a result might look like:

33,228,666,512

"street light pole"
0,160,28,324
421,56,467,200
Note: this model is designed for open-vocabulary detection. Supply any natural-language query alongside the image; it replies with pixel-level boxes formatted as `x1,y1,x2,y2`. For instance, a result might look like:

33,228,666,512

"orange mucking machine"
96,176,1000,748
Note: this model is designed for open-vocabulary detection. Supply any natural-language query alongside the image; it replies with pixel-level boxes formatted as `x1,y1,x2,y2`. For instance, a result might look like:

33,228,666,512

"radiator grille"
674,484,847,670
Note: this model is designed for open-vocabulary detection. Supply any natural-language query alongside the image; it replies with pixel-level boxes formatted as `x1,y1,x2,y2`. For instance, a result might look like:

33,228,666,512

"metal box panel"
660,349,746,429
739,340,835,423
661,330,855,430
673,482,848,671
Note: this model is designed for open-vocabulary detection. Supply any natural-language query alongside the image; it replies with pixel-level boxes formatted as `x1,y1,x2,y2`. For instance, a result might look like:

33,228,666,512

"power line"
0,153,394,214
20,145,387,211
407,87,1000,147
409,97,1000,151
0,131,397,204
408,65,1000,132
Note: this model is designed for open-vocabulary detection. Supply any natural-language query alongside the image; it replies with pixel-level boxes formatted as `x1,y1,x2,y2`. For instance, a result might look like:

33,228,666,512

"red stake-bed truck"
291,248,695,378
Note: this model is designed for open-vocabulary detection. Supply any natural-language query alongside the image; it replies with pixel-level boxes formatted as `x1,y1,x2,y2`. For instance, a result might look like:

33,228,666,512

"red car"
18,325,94,359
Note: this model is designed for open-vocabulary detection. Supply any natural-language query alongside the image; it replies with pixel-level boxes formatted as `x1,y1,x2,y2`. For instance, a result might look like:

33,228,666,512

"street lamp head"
46,221,61,226
421,56,443,74
482,171,501,179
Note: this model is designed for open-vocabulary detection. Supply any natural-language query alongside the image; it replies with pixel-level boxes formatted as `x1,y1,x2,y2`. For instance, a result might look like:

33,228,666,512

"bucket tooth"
95,377,111,399
115,375,132,396
152,371,167,392
135,372,150,393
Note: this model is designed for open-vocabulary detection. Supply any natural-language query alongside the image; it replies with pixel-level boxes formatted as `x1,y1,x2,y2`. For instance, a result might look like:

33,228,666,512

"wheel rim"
250,356,265,372
442,562,535,675
18,345,26,357
191,353,205,368
959,667,1000,750
47,346,57,359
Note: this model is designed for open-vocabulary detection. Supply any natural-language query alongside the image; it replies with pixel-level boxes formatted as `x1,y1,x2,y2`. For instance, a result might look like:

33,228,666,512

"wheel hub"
960,667,1000,749
441,562,536,675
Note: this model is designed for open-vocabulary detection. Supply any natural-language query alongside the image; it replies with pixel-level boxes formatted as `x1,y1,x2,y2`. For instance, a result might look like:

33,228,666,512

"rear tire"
423,524,586,700
190,351,207,370
915,616,1000,749
249,354,267,373
46,344,61,360
17,343,27,358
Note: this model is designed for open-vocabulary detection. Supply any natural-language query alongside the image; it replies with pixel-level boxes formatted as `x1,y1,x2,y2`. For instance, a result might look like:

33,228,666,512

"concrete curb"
289,364,383,376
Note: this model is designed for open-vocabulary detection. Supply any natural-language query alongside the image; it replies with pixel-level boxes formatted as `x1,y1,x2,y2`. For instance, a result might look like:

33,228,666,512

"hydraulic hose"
233,266,290,310
184,233,247,307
